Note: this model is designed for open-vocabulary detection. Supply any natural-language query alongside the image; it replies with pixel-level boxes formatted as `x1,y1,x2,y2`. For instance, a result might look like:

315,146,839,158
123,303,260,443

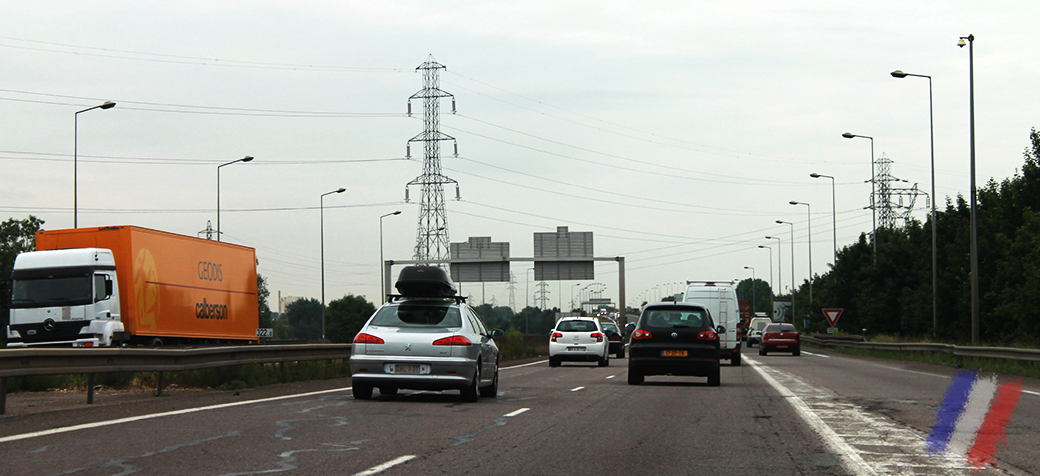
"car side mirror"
716,325,726,334
490,329,504,339
624,323,635,334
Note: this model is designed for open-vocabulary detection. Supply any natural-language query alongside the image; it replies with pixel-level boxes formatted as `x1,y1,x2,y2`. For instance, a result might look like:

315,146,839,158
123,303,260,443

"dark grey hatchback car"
626,303,722,386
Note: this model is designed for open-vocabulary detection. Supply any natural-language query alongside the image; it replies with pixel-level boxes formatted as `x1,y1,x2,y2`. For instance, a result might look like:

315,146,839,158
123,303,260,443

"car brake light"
632,329,652,339
551,332,563,342
591,332,604,342
353,333,384,344
697,330,718,341
433,335,473,346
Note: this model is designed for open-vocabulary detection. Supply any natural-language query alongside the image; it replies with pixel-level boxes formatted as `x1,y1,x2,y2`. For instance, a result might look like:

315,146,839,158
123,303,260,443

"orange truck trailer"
7,226,259,347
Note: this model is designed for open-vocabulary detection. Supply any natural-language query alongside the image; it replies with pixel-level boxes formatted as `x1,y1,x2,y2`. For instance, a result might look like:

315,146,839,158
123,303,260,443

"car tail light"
591,332,604,342
353,333,384,344
551,332,563,342
697,330,718,341
632,329,652,339
433,335,473,346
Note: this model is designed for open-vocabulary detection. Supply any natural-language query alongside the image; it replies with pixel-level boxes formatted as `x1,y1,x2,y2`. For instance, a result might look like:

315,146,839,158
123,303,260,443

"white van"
682,280,741,366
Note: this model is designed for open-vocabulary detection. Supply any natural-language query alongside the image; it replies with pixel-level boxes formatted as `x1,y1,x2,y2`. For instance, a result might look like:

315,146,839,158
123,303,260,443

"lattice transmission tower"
405,55,459,264
508,271,517,312
870,153,928,229
535,281,551,310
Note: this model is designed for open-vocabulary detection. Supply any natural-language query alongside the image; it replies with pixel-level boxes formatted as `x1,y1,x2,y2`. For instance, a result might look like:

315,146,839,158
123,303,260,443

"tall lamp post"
571,283,582,312
744,266,756,313
790,201,812,303
74,101,116,228
959,34,980,344
842,132,876,263
320,187,346,342
758,245,773,294
216,156,254,242
891,69,938,332
776,221,796,321
379,210,402,300
810,173,837,266
766,236,782,294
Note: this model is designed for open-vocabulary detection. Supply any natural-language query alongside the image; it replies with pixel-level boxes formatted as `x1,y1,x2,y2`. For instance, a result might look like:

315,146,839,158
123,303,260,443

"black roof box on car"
395,266,458,297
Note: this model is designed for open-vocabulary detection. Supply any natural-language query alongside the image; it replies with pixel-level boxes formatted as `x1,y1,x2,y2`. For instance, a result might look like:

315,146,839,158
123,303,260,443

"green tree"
284,298,323,341
326,294,376,343
257,271,273,329
0,216,44,346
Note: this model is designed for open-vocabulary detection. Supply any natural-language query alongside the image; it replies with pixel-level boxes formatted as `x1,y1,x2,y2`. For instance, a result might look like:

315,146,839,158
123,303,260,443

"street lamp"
379,210,402,300
758,245,773,294
842,132,877,263
74,101,116,228
744,266,756,313
320,187,346,342
776,221,796,320
959,34,980,344
810,173,837,266
891,69,938,332
571,283,582,312
216,156,254,242
790,201,812,303
766,236,782,294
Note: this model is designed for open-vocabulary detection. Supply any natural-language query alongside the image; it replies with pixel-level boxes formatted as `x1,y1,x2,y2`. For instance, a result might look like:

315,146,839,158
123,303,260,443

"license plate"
567,346,586,351
393,364,420,374
777,345,788,349
662,350,688,357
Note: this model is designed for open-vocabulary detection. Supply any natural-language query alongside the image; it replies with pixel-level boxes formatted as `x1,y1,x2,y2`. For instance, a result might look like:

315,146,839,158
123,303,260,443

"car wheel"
708,367,721,387
480,365,499,398
793,348,800,357
732,351,742,366
617,347,625,359
549,356,560,367
628,369,644,385
599,353,609,367
352,383,373,400
759,347,767,356
461,364,480,402
379,386,398,396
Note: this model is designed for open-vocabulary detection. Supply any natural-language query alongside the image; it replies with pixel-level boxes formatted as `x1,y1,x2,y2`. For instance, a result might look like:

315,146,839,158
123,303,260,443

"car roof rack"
387,294,468,304
685,280,736,286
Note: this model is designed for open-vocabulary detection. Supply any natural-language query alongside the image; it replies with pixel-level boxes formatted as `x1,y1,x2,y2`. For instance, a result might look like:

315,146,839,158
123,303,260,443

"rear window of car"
752,320,771,330
601,322,619,334
641,308,712,329
765,324,796,332
370,303,462,328
557,320,599,332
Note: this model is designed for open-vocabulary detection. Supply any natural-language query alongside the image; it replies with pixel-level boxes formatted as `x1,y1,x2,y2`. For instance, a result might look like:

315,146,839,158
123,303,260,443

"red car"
758,323,800,356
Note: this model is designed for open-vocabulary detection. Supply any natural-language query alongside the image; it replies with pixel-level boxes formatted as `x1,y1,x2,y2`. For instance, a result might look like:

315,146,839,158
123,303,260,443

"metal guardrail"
803,335,1040,362
0,344,351,415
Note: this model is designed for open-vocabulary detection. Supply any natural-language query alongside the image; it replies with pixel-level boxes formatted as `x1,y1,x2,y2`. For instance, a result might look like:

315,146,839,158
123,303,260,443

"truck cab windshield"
11,276,93,308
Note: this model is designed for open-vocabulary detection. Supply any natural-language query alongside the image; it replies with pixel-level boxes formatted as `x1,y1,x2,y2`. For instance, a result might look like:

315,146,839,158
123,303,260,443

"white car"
549,317,610,367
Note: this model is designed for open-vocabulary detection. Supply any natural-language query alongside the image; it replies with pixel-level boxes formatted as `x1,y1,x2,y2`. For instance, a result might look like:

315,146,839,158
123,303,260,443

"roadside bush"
498,328,534,360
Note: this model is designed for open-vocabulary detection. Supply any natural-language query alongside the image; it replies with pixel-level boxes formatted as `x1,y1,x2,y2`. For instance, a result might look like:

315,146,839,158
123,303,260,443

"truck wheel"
149,338,164,346
353,384,373,400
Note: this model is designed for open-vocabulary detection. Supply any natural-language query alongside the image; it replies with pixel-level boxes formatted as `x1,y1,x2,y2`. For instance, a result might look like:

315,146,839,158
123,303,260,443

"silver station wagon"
350,266,503,402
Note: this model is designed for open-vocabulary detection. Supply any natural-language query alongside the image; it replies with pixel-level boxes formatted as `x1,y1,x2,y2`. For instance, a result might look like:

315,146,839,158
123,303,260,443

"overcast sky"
3,1,1038,314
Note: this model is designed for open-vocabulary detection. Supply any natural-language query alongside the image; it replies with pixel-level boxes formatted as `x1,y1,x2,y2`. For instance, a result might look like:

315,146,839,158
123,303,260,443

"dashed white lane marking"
353,455,416,476
570,386,585,392
501,359,548,370
747,356,990,475
606,375,615,380
801,351,830,358
503,408,530,418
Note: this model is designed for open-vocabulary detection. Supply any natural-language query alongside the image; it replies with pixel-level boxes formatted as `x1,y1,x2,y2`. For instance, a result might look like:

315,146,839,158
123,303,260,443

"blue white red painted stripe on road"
926,370,1023,469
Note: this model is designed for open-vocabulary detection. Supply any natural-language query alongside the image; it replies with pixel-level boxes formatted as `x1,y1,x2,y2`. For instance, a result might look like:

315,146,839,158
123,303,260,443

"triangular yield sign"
822,308,843,327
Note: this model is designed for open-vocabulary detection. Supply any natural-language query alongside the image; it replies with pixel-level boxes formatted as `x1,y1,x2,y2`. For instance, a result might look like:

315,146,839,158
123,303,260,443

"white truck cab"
682,280,741,366
7,248,124,347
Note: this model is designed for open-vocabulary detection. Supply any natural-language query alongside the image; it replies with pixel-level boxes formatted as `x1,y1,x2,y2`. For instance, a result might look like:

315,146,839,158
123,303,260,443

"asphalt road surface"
2,347,1039,475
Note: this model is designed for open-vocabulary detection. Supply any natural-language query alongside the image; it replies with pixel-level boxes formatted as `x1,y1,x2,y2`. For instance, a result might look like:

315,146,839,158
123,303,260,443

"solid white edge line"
503,408,530,417
746,357,877,476
353,455,416,476
0,385,354,444
570,386,584,392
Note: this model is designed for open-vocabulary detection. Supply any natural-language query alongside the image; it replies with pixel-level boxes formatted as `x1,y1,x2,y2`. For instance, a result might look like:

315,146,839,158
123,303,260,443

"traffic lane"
384,358,847,475
761,348,1040,475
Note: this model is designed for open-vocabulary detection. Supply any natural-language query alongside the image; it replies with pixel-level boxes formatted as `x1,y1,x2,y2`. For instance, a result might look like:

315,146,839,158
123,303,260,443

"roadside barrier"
803,335,1040,363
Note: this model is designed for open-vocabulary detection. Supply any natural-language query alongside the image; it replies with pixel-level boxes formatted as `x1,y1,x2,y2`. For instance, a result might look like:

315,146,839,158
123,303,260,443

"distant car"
549,317,611,367
349,266,504,402
745,317,773,347
759,323,800,356
601,321,626,358
626,303,722,386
